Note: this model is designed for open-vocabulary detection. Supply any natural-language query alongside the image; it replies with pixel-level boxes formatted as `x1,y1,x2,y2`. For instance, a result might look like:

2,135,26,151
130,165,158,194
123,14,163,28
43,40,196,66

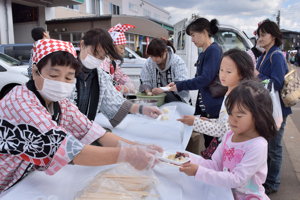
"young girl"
179,80,277,200
178,49,255,158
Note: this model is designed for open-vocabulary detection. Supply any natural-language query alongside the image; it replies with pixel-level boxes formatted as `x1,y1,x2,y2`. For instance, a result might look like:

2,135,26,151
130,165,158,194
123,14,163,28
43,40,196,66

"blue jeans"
265,115,287,190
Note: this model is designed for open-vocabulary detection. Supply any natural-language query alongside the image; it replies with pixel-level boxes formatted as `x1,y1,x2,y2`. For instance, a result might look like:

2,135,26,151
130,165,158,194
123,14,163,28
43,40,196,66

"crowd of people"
0,17,293,200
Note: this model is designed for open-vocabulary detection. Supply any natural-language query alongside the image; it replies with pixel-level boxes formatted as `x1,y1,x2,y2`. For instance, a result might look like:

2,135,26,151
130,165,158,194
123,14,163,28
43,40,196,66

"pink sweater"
189,131,270,200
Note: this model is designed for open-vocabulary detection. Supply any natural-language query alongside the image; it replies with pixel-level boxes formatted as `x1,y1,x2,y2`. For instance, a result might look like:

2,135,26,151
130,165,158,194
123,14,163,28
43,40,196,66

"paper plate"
159,151,190,166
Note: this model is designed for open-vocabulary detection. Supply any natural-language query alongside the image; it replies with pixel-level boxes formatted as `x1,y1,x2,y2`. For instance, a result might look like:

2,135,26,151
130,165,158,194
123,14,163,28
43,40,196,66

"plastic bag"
74,163,160,200
266,82,283,130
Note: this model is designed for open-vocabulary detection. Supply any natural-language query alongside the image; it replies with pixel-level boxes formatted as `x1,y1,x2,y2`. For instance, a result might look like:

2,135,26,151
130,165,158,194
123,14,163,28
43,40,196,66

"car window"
0,53,22,66
213,30,249,52
198,29,250,54
4,46,32,64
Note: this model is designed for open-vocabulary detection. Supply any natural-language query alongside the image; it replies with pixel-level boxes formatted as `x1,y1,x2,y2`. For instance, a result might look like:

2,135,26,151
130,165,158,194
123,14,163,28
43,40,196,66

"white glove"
117,141,159,170
142,106,162,119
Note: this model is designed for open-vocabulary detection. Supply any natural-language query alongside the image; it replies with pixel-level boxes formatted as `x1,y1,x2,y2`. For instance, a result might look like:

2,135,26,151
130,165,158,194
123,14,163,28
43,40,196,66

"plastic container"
135,92,166,107
129,99,158,106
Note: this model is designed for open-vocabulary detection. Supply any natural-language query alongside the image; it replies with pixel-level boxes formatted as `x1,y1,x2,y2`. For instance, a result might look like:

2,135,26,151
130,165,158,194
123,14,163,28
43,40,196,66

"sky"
148,0,300,38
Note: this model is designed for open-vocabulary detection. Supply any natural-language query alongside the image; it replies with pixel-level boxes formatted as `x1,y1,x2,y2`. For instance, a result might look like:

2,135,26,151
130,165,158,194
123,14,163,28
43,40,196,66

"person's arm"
171,56,190,102
193,138,268,188
176,47,222,92
139,59,154,92
97,69,133,127
193,117,230,138
257,53,286,91
113,65,136,93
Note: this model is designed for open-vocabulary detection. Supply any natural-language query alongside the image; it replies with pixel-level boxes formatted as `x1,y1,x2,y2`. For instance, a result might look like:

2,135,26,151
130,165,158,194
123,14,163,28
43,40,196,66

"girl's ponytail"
210,19,219,35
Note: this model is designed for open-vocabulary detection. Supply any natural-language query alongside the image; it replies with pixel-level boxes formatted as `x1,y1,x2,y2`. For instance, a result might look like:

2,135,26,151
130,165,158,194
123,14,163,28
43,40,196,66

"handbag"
269,51,300,107
208,75,228,98
280,66,300,107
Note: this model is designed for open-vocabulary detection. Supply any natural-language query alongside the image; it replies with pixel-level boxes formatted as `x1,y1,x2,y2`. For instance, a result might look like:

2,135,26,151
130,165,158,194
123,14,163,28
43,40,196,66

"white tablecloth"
0,102,234,200
0,163,234,200
94,102,195,150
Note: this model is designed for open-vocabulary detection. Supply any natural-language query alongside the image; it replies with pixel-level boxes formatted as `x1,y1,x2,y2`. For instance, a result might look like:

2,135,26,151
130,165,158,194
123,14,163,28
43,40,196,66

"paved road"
268,66,300,200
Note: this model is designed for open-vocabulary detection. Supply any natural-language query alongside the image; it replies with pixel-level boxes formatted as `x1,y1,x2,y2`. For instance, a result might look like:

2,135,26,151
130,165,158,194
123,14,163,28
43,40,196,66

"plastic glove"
134,141,163,154
117,141,157,170
142,106,162,119
124,81,136,94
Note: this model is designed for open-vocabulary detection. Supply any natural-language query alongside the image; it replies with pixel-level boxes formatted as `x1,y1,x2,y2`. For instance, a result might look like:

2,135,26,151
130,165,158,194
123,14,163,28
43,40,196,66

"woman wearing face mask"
68,28,161,126
139,37,190,103
254,19,292,195
0,39,162,195
99,23,136,94
168,18,223,149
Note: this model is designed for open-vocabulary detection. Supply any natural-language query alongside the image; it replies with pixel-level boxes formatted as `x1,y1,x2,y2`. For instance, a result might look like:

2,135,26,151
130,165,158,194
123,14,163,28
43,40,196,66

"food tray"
159,151,190,166
157,106,177,121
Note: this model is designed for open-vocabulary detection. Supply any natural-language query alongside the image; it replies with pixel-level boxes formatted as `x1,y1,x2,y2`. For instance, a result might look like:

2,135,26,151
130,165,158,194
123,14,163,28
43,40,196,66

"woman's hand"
167,82,176,87
152,88,164,95
177,115,196,126
179,162,199,176
143,106,162,118
122,85,129,94
169,84,178,92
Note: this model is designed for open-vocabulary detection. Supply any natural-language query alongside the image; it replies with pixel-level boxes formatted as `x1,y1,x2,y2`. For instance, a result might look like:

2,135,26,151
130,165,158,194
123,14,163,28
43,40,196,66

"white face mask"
35,70,75,102
81,47,103,69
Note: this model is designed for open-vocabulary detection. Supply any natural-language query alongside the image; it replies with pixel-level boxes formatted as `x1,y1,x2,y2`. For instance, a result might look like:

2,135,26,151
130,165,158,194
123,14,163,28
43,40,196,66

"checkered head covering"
33,39,77,64
253,20,265,36
108,23,135,45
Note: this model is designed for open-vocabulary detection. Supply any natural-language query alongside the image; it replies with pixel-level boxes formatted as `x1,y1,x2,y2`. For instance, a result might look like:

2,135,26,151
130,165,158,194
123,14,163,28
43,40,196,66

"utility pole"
276,10,280,28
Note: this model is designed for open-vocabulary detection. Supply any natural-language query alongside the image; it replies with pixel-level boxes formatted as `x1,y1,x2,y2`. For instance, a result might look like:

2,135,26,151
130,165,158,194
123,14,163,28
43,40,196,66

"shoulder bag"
269,50,300,107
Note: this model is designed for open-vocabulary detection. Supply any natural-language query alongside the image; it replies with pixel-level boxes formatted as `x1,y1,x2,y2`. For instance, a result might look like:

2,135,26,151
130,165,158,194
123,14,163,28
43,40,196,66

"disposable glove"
117,141,157,170
142,106,162,119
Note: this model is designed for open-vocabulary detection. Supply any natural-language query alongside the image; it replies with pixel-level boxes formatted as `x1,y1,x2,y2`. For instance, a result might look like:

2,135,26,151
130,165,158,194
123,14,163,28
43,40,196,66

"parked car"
0,43,33,65
0,52,29,99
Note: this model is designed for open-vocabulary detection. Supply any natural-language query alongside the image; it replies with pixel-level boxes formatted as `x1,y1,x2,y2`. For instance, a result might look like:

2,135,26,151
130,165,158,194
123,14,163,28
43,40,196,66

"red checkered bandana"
108,23,135,45
33,39,77,64
253,20,265,36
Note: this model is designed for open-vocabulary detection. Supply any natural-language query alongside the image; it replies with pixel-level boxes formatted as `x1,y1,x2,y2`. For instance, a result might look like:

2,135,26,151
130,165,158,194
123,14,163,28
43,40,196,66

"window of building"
12,3,38,23
129,3,138,13
154,14,160,20
89,0,101,15
143,9,151,17
109,3,121,15
63,5,79,10
125,33,135,51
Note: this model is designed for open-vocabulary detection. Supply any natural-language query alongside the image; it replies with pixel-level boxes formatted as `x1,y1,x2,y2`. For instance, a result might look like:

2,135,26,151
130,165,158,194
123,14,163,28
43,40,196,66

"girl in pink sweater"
180,80,277,200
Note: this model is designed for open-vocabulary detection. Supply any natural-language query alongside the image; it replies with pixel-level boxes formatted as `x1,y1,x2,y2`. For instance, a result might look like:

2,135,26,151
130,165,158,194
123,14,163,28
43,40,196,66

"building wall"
55,7,90,19
103,0,122,15
122,0,170,23
0,0,14,44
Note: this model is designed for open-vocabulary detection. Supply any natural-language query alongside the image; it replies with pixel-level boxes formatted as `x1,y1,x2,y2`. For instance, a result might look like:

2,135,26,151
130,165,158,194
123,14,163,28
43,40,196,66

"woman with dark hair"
139,37,190,103
99,24,136,94
67,28,161,126
168,18,223,148
254,19,292,195
0,39,161,194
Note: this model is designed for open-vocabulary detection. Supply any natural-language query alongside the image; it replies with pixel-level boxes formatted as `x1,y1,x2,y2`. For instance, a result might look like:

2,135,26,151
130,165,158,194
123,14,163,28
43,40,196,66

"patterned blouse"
0,82,106,194
99,57,136,93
